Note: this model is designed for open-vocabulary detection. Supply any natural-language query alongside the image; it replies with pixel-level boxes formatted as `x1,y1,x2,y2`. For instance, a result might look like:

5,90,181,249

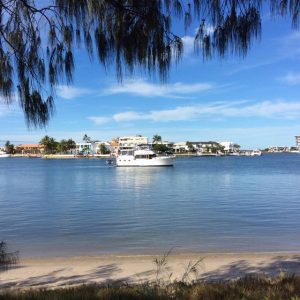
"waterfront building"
295,136,300,149
268,146,291,152
109,139,119,154
173,141,221,153
118,136,148,150
75,142,93,155
195,141,221,153
93,141,113,154
173,142,189,153
16,144,44,154
220,141,235,152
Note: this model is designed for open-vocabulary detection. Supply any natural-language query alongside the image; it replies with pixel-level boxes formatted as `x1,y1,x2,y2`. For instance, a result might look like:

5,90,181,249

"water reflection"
114,167,157,188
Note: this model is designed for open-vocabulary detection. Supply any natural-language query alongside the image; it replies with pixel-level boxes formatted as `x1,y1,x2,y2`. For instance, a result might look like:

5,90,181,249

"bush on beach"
0,241,18,270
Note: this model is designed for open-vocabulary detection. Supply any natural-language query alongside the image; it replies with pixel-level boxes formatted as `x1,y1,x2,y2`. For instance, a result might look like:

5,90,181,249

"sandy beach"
1,252,300,289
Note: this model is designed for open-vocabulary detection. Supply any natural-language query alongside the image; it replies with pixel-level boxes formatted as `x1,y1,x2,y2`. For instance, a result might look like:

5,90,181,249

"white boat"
227,152,240,156
116,145,174,167
251,150,262,156
0,150,10,158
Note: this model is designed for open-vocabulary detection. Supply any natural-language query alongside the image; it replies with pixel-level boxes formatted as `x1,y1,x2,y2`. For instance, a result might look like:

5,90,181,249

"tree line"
39,136,76,154
1,137,76,154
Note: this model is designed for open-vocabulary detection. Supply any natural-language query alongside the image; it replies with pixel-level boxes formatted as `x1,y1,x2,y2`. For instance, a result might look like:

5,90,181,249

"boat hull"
116,156,174,167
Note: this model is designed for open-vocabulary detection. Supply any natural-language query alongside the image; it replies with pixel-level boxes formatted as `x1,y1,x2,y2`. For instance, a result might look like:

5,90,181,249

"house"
16,144,44,154
173,142,189,153
295,136,300,149
75,142,93,155
118,136,148,150
219,141,235,152
109,139,119,155
93,141,113,154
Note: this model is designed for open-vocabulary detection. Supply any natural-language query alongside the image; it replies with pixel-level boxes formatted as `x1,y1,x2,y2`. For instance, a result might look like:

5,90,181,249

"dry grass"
1,275,300,300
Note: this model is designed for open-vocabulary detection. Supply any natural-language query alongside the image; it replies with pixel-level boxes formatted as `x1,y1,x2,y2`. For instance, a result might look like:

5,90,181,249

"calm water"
0,154,300,257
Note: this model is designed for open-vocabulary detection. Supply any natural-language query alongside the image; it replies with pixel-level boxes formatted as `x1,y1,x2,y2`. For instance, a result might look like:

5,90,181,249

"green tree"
66,139,76,151
153,134,162,144
186,141,195,152
83,134,91,143
4,140,14,154
40,135,57,154
100,143,111,155
233,144,241,151
57,138,76,153
0,1,298,127
153,144,171,153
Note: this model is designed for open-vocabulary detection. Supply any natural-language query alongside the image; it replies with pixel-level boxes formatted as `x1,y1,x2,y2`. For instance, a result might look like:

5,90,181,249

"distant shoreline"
6,151,300,159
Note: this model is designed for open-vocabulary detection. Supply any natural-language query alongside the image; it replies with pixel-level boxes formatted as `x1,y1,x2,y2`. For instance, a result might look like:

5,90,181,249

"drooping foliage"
0,0,299,127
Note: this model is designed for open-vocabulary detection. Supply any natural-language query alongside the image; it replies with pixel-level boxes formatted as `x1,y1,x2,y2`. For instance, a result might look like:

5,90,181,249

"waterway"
0,154,299,257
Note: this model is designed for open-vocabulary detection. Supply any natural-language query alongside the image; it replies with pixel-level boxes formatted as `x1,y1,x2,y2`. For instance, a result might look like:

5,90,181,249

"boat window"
121,150,134,155
135,155,148,159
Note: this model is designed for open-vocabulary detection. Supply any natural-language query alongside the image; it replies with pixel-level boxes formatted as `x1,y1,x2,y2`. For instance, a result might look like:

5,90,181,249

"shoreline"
1,252,300,289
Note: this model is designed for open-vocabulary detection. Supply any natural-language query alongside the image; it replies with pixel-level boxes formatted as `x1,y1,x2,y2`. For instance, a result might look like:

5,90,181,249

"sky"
0,13,300,149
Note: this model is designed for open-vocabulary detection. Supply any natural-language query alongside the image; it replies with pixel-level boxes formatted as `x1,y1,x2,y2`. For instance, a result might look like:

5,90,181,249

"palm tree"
66,139,76,151
83,134,91,143
233,144,241,153
152,134,162,144
40,135,57,154
4,141,14,154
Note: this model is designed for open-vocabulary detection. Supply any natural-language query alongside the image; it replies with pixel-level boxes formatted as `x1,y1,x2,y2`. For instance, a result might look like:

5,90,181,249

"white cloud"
279,72,300,85
56,85,94,99
88,100,300,125
103,79,214,98
112,111,147,122
181,36,195,56
87,116,110,125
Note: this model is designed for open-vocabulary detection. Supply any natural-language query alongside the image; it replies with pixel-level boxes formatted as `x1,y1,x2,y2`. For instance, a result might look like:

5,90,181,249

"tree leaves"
0,0,299,127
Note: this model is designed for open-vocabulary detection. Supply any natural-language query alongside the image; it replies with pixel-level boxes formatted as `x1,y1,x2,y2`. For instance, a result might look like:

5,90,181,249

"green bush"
0,241,18,270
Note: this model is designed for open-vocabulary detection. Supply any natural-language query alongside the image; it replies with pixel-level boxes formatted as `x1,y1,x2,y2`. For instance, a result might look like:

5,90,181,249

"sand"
1,252,300,289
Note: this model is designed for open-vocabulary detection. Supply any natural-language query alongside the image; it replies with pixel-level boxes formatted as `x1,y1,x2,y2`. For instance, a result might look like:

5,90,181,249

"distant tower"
295,136,300,149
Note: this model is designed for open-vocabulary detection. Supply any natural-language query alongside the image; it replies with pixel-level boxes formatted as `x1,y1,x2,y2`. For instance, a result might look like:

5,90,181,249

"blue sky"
0,15,300,149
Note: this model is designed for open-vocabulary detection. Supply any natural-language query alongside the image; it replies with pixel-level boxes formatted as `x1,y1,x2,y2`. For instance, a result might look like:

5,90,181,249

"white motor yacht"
0,151,10,158
116,145,174,167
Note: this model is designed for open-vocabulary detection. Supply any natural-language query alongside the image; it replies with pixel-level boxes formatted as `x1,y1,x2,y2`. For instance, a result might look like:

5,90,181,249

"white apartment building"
296,136,300,149
220,141,235,152
93,142,113,154
118,136,148,149
75,142,93,154
173,142,189,152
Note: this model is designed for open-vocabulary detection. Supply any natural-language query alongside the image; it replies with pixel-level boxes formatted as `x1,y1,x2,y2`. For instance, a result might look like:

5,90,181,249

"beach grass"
1,274,300,300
